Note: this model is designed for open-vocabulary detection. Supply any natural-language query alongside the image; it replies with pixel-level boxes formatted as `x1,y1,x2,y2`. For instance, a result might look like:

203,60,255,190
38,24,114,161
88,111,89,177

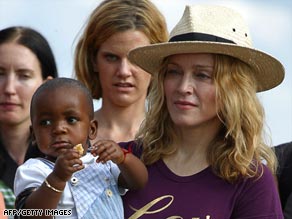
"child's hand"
91,140,124,164
53,149,84,182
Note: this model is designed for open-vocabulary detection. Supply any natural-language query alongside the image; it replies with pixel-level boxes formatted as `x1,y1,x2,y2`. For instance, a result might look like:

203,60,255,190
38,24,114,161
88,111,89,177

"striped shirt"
14,153,124,219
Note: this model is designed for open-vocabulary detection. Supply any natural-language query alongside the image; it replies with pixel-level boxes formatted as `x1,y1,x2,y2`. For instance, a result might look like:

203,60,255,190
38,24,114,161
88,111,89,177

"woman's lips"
114,82,134,87
174,100,197,110
0,102,20,111
113,82,134,91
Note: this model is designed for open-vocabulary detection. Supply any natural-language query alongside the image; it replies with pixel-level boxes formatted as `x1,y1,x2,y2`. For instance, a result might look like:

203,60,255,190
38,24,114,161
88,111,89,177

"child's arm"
116,152,148,190
24,172,65,213
19,150,83,218
91,140,148,190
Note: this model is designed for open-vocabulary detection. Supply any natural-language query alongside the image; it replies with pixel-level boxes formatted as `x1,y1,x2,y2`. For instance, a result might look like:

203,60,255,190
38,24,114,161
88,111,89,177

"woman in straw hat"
120,4,284,218
74,0,168,143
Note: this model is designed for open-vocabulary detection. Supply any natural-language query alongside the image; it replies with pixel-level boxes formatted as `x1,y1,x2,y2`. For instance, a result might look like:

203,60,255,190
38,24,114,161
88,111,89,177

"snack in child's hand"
74,144,84,155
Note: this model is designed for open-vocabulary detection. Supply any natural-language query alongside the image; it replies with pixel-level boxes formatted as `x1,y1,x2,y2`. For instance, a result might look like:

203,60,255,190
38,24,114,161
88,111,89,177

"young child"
14,78,148,219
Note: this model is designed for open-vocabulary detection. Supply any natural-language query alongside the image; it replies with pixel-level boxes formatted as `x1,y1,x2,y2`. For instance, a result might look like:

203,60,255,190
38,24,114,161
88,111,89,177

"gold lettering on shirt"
128,195,211,219
129,195,174,219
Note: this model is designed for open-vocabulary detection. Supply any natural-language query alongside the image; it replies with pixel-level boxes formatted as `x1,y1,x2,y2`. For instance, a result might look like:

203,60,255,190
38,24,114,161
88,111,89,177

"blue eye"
195,72,211,79
105,54,118,62
166,68,181,76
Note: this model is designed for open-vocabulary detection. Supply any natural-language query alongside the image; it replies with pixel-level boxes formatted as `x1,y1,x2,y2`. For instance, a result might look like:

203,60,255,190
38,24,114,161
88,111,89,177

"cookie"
74,143,84,155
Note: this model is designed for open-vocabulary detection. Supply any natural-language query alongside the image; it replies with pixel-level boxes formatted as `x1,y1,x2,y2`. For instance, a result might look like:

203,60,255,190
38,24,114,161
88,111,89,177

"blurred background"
1,0,291,146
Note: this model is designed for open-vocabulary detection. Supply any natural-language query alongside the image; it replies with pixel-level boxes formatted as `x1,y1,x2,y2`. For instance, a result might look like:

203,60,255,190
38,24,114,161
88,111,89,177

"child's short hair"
30,77,94,119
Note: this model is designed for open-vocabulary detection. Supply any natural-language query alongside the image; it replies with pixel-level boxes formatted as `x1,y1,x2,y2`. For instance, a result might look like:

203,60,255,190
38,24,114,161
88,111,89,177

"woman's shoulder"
232,165,282,218
239,164,277,192
274,142,292,162
274,141,292,175
274,141,292,153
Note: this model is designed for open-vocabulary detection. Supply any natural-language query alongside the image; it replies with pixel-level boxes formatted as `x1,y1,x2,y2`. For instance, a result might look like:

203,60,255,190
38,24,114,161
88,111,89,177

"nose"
1,74,17,95
116,59,132,78
52,121,67,135
177,74,194,95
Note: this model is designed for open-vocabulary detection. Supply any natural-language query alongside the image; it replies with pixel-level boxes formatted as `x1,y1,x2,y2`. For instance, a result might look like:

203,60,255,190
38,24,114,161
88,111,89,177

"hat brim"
128,41,284,92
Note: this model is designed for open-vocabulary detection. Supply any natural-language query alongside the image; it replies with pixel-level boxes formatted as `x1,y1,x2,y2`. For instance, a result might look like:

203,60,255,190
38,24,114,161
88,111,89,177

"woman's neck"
177,117,220,148
163,132,210,176
0,122,31,165
94,101,146,142
163,119,222,176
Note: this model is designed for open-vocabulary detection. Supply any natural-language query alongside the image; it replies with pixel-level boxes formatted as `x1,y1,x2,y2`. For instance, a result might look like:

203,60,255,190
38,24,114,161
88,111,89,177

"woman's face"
0,43,43,126
164,53,220,129
94,30,151,107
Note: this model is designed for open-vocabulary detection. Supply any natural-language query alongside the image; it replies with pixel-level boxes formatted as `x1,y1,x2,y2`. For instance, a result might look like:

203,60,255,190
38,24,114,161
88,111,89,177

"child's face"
31,87,97,159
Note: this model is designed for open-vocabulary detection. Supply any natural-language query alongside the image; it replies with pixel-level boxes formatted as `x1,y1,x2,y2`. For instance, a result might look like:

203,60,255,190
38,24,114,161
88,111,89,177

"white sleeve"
14,159,52,197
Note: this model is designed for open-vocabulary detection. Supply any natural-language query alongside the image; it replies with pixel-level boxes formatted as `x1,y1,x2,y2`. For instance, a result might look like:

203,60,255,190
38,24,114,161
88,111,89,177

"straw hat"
128,5,285,92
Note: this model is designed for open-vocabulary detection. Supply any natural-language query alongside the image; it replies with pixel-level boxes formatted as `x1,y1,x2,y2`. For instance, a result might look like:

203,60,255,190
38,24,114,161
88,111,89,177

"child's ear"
89,120,98,140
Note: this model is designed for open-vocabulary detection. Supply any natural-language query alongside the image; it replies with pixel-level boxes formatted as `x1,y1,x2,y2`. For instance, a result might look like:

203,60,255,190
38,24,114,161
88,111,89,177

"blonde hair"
137,54,277,183
74,0,168,99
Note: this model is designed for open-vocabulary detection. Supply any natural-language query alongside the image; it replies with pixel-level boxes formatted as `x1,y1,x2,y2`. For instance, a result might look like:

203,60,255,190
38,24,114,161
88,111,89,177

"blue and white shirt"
14,153,124,219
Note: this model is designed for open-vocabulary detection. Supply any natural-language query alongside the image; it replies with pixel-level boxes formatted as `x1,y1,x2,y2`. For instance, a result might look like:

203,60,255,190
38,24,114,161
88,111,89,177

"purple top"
120,142,283,219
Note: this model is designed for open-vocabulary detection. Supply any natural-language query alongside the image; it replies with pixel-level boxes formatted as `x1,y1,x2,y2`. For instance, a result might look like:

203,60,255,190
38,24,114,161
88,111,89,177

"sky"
0,0,291,146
